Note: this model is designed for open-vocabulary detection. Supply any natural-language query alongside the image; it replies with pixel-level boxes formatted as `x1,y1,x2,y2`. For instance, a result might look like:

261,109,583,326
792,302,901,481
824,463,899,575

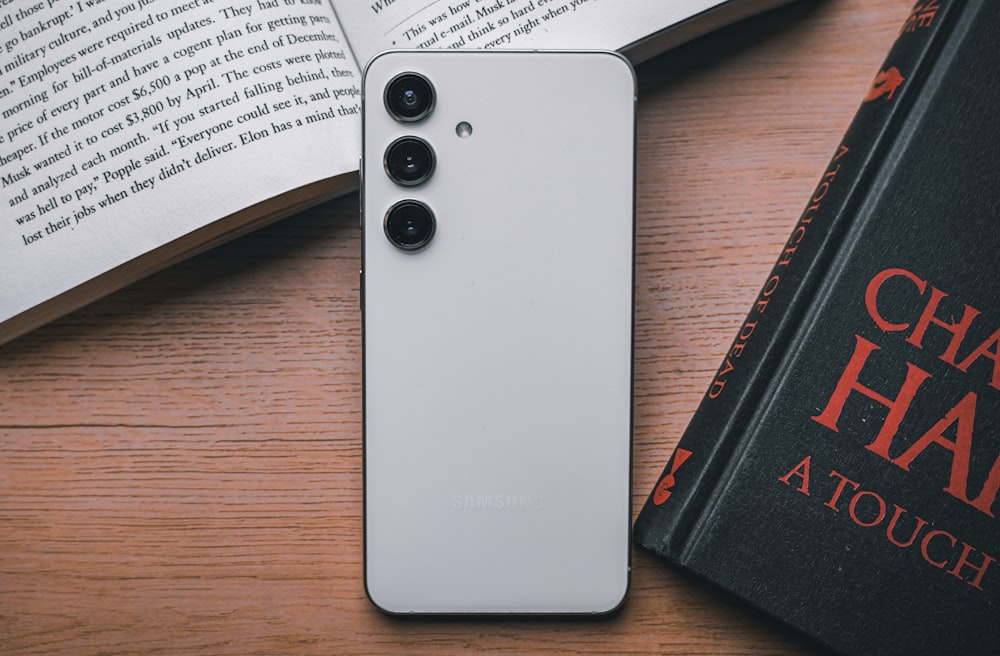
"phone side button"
359,268,364,311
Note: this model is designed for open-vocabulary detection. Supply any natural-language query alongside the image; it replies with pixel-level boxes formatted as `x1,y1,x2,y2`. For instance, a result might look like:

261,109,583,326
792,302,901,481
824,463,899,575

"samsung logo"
452,494,544,510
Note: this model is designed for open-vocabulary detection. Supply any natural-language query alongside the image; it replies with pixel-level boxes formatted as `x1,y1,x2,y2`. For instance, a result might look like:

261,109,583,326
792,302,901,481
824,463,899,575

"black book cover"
633,2,1000,655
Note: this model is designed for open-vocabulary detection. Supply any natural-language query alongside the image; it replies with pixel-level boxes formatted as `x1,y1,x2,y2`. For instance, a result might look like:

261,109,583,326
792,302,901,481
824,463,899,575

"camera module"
384,200,436,251
384,136,435,187
384,72,435,123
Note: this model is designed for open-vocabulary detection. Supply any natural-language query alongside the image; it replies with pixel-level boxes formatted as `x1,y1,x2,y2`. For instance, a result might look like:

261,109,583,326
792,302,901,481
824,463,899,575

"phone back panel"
362,50,635,614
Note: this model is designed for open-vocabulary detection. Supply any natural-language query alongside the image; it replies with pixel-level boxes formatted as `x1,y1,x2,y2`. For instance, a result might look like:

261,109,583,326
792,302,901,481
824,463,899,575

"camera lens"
384,136,435,186
385,73,434,123
384,200,436,251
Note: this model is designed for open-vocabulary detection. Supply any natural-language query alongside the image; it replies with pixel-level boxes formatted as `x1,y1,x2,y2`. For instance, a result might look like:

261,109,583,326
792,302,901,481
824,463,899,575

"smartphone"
362,50,635,614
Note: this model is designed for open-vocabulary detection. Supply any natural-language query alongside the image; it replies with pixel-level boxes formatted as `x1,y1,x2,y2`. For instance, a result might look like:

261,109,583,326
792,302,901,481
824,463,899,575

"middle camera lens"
384,136,436,187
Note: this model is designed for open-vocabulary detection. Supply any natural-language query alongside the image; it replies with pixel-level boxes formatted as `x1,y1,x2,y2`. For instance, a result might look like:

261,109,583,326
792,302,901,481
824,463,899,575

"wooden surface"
1,1,915,654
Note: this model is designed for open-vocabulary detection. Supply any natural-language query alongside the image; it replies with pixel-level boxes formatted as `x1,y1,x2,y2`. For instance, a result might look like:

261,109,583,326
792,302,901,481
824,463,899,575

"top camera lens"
385,73,434,123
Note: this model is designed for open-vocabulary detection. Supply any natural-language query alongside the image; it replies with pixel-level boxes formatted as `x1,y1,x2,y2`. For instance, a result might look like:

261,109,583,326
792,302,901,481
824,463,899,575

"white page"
332,0,734,67
1,0,361,323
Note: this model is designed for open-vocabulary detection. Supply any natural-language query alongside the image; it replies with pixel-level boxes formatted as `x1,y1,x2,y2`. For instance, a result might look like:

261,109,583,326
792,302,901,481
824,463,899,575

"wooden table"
1,1,916,653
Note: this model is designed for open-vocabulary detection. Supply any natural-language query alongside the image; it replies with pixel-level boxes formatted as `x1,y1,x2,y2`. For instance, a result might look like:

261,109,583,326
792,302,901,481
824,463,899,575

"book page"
331,0,730,66
1,0,361,323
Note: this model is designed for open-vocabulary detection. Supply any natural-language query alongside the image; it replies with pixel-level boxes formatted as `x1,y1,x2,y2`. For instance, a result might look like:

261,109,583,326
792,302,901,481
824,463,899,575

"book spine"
634,0,964,560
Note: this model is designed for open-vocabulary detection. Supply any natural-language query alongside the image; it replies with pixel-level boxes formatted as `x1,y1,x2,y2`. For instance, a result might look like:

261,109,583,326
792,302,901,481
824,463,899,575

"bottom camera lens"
384,200,435,251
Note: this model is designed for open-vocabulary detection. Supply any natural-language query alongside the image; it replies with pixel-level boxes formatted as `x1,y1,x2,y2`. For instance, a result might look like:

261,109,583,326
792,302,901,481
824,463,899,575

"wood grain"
0,1,914,653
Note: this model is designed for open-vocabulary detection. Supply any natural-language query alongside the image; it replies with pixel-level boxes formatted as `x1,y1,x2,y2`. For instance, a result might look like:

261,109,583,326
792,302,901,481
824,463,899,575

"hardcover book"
0,0,794,345
633,2,1000,655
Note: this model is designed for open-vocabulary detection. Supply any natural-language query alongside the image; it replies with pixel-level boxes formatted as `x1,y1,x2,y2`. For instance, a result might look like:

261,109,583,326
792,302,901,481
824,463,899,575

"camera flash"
455,121,473,138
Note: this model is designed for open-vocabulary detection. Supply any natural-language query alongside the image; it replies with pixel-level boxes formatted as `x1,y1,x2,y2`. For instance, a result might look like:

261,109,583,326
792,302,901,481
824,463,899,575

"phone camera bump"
385,72,435,123
384,200,436,251
384,136,435,186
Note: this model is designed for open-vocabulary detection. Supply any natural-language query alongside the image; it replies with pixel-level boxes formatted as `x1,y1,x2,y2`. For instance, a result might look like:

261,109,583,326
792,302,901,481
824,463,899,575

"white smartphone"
362,50,635,614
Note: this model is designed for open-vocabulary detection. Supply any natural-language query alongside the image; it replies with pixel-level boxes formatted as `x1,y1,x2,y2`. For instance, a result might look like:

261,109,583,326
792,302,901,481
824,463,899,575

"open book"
0,0,792,344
